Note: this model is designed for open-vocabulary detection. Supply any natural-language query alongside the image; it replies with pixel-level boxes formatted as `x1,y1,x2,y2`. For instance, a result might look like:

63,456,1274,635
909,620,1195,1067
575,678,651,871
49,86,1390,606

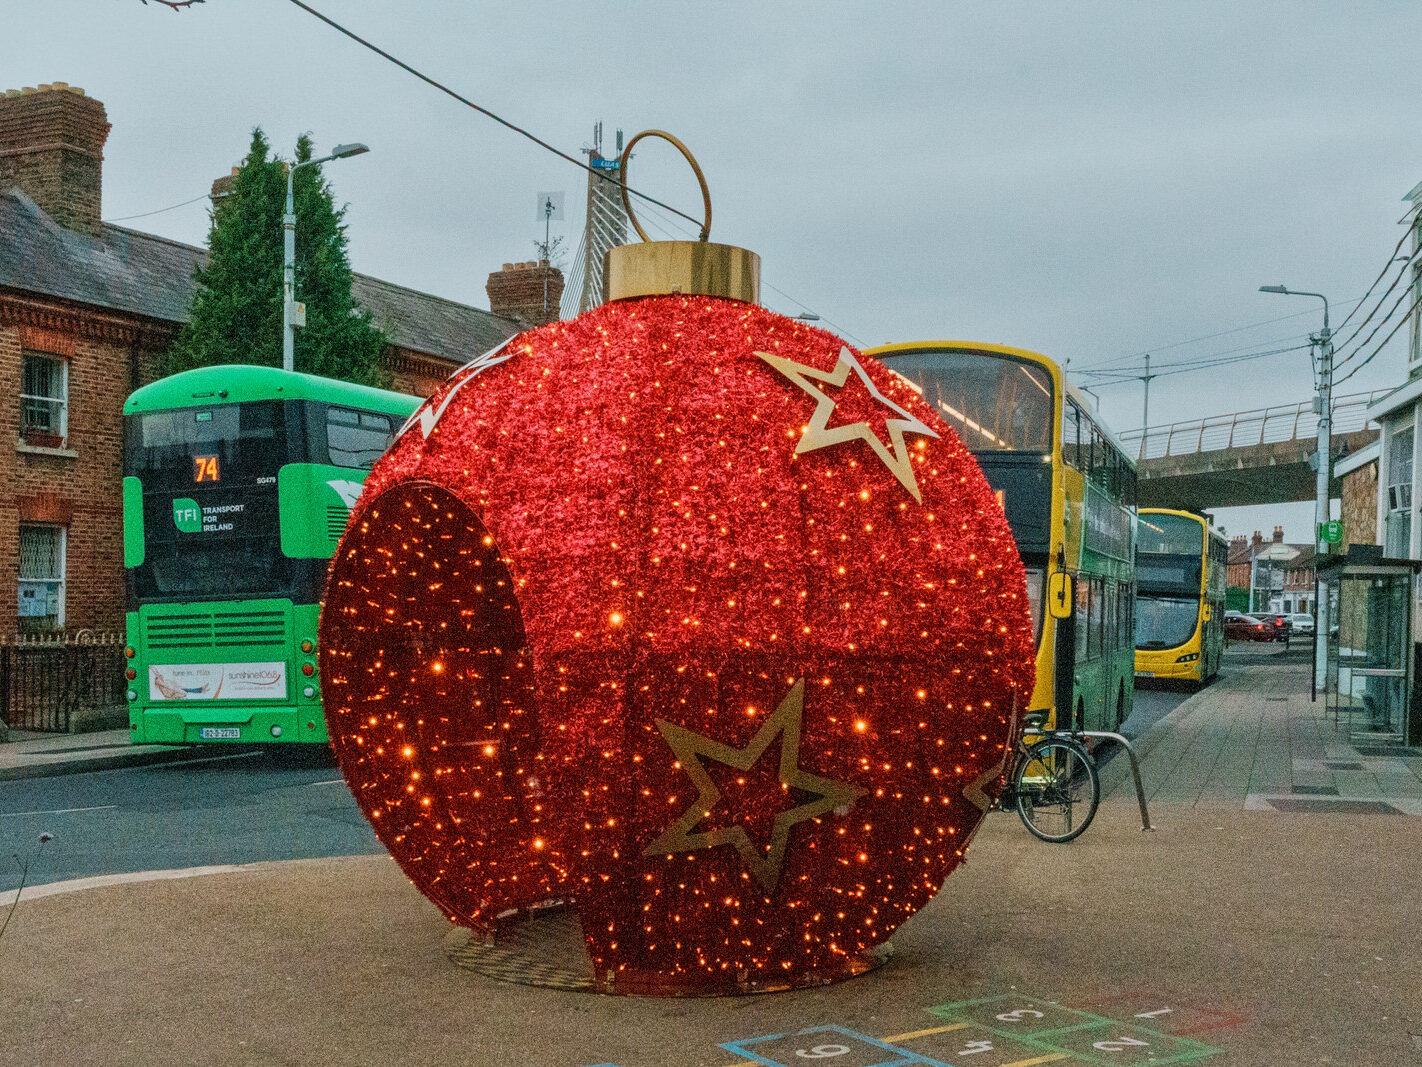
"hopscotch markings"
1075,992,1248,1038
719,1023,954,1067
924,995,1222,1065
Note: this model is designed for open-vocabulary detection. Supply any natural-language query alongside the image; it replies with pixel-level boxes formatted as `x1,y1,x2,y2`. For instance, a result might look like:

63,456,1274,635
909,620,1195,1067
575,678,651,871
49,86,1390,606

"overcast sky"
10,1,1422,541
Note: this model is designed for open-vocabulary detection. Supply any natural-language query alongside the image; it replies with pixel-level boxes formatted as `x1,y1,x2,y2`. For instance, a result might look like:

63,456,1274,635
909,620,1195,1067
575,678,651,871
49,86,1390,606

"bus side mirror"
1047,572,1073,620
1202,604,1213,621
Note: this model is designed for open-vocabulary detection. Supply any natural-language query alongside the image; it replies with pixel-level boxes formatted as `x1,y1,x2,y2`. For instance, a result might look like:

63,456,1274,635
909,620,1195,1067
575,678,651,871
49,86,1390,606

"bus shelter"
1316,545,1422,748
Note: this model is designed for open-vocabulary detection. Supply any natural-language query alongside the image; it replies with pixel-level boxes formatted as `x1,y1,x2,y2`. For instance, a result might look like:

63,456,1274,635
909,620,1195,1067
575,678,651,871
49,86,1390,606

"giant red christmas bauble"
319,295,1034,994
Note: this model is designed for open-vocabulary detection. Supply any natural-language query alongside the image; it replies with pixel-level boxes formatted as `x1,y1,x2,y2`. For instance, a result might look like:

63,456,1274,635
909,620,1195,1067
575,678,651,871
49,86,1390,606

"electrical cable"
284,0,704,232
1079,336,1313,379
1329,219,1414,336
1081,343,1312,388
1330,253,1417,371
1333,287,1422,388
103,192,209,223
1079,299,1364,371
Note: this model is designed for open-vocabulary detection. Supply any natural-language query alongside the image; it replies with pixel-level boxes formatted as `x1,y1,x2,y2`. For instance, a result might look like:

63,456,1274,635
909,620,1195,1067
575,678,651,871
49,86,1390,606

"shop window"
18,523,65,630
20,352,68,446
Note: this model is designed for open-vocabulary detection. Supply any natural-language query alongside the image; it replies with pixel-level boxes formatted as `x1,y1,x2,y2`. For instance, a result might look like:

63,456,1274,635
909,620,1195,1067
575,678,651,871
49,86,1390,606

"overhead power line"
1080,298,1365,372
1333,287,1422,388
284,0,703,231
1080,343,1311,389
104,192,210,223
1328,217,1414,338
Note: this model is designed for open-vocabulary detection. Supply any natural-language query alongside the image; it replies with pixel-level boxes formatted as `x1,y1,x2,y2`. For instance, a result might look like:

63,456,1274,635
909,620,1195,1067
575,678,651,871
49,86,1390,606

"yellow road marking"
1000,1055,1072,1067
881,1023,969,1042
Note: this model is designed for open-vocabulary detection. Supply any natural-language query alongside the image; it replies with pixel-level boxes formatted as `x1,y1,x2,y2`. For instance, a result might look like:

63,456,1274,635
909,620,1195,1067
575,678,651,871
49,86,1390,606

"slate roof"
0,186,521,360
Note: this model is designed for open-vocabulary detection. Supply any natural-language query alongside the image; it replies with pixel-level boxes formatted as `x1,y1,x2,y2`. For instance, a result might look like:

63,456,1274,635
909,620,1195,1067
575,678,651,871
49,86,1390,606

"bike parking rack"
1078,731,1155,832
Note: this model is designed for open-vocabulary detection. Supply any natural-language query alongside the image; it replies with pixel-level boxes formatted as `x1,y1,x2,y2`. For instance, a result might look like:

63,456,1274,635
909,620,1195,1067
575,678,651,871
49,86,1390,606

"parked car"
1225,613,1276,642
1285,612,1315,635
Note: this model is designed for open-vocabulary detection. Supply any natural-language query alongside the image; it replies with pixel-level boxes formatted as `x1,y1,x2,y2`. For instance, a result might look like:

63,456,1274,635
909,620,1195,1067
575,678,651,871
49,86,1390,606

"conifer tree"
167,129,387,386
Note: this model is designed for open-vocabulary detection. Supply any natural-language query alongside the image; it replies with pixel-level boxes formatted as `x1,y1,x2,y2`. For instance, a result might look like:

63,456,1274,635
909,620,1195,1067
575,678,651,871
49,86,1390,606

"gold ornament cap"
604,130,761,305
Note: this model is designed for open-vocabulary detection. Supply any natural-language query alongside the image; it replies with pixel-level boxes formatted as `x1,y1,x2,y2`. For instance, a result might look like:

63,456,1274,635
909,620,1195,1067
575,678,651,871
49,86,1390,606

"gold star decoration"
757,344,939,502
643,679,867,892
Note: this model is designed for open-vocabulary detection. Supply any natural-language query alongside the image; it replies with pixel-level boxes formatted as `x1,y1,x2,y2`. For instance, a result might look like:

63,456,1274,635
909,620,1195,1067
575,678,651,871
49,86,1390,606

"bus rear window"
327,406,395,468
879,349,1053,452
128,401,285,484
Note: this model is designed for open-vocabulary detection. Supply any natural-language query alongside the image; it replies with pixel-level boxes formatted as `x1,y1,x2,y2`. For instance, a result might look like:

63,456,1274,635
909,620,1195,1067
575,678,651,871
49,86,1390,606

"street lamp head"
329,143,370,160
1258,285,1289,294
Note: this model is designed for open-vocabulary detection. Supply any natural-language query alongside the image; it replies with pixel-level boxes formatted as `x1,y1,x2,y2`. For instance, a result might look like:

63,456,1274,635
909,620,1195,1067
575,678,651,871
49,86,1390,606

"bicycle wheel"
1014,738,1099,843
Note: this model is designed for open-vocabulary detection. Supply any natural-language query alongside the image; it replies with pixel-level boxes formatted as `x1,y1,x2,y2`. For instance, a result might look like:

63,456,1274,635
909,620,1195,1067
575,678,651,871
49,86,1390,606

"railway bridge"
1121,389,1388,511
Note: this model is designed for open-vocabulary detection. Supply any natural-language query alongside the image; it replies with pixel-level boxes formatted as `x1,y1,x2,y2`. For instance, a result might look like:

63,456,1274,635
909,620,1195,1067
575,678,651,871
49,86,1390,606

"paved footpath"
2,658,1420,1066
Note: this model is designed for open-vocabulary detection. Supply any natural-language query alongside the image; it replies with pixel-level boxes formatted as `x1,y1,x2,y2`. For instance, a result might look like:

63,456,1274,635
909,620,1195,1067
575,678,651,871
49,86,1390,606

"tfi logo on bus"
173,499,202,534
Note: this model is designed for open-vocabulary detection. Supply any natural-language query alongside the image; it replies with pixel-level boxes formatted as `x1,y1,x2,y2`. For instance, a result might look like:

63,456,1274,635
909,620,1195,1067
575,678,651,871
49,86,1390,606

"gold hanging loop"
618,129,712,243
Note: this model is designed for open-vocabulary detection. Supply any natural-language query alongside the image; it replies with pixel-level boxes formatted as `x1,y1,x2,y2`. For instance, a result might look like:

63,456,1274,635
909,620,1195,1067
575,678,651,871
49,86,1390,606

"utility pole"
1140,353,1158,455
1314,312,1333,694
1259,285,1331,695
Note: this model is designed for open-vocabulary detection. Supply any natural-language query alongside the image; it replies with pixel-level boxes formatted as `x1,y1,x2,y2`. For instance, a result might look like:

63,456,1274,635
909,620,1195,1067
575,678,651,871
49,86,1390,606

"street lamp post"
283,142,370,373
1259,285,1331,694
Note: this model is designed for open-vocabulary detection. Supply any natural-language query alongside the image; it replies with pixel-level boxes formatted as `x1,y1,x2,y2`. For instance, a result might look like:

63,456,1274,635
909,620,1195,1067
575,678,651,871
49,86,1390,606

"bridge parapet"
1119,389,1389,463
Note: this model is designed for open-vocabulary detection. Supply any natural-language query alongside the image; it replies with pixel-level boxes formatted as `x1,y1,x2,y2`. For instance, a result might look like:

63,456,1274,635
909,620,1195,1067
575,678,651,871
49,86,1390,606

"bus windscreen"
878,349,1053,452
1136,594,1200,650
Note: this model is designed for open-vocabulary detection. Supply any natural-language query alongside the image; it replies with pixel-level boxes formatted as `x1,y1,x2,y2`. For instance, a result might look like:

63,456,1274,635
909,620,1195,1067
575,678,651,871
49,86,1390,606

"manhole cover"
444,904,893,995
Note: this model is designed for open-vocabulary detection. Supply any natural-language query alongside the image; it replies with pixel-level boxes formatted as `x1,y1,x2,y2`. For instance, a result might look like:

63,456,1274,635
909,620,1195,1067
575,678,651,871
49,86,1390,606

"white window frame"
19,351,69,444
17,523,66,629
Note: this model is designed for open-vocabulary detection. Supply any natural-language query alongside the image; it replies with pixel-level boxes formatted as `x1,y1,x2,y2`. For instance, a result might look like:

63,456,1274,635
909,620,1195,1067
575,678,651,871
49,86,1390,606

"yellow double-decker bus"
1134,508,1225,688
866,341,1137,732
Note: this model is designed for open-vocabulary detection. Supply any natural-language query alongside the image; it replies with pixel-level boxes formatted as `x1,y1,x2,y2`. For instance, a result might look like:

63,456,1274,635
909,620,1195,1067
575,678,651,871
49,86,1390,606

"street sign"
590,158,620,170
1319,520,1343,545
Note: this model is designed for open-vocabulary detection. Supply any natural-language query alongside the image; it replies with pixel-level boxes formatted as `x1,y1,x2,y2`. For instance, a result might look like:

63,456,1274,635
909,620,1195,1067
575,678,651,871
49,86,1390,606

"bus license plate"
199,727,241,740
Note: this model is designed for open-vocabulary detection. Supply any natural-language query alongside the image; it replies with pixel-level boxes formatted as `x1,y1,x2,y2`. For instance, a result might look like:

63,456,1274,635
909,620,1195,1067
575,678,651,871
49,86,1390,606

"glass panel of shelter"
1326,570,1410,744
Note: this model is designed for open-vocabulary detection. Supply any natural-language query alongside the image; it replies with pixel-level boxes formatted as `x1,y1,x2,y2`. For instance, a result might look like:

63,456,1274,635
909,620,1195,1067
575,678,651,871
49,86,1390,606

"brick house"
1225,527,1315,615
0,82,551,638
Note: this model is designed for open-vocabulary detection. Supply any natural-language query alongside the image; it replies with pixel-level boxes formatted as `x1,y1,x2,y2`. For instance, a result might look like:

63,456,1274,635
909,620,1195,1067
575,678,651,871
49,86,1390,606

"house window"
18,523,65,630
20,352,68,445
1385,423,1413,557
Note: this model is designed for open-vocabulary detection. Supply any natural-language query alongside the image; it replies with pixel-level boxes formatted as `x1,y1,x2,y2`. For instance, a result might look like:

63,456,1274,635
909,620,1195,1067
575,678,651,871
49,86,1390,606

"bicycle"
999,712,1101,843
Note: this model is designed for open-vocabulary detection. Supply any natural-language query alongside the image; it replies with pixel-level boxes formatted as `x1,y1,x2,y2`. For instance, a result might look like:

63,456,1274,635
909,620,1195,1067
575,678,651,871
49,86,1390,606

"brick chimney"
1251,530,1264,550
1272,525,1284,543
0,82,110,236
485,260,565,328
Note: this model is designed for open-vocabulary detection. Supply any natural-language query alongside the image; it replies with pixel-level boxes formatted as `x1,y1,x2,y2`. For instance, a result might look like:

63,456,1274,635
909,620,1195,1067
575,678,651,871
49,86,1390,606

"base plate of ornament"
443,905,893,997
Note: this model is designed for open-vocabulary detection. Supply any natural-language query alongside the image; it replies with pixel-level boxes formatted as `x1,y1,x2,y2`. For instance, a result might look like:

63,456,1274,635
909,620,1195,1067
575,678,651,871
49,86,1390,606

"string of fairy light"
319,295,1033,992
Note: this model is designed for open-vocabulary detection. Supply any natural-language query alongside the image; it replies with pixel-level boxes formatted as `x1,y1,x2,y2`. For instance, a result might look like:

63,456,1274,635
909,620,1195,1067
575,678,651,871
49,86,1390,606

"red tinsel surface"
319,295,1035,993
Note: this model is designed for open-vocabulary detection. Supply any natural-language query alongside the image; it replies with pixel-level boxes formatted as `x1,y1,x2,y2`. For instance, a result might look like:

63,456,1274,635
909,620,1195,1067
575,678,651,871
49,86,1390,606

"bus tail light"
300,639,315,654
124,646,135,659
301,663,315,676
125,667,137,680
1175,652,1199,663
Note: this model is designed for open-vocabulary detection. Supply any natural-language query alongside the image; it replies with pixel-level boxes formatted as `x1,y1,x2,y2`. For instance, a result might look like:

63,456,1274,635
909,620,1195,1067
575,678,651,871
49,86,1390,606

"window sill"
16,440,77,459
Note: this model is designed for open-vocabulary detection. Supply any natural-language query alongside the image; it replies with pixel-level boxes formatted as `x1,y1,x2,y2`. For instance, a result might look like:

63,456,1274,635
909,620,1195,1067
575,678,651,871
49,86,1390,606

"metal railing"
0,632,126,732
1118,389,1390,463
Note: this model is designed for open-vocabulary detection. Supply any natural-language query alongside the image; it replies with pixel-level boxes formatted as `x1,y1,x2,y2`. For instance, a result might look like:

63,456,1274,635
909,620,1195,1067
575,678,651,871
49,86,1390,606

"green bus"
866,341,1138,733
123,365,420,745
